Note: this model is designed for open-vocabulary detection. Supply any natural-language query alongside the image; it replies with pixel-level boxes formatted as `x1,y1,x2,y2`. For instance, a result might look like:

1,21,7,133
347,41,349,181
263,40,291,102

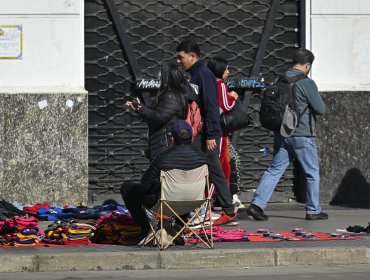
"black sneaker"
306,212,329,220
246,204,268,221
170,224,185,245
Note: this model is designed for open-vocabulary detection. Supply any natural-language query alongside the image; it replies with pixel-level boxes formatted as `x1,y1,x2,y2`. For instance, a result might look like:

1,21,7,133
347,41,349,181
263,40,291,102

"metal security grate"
85,0,303,203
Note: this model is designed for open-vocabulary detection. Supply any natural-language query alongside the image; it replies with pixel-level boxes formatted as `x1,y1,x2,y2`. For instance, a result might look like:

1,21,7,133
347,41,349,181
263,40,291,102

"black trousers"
121,181,189,233
120,181,157,234
193,136,234,216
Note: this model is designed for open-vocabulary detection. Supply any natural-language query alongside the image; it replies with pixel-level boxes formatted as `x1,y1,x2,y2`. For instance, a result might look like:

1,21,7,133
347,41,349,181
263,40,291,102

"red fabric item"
217,79,235,186
219,136,231,185
63,238,91,246
185,100,203,139
23,203,50,215
247,231,363,242
186,229,363,243
186,226,248,243
217,80,236,114
276,231,362,241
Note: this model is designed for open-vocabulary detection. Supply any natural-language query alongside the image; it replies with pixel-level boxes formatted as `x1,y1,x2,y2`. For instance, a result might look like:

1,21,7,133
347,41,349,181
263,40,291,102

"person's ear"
306,63,311,71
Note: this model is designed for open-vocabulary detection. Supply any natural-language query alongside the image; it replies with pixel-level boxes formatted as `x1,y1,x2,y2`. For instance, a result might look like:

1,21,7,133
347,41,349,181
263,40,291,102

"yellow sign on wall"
0,25,23,59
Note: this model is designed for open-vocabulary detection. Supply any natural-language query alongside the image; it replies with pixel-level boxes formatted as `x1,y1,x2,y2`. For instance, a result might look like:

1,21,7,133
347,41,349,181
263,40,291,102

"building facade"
0,0,368,207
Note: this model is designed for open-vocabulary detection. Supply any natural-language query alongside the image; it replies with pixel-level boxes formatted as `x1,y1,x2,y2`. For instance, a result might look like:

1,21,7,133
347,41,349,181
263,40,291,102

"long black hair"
157,62,191,118
207,56,228,79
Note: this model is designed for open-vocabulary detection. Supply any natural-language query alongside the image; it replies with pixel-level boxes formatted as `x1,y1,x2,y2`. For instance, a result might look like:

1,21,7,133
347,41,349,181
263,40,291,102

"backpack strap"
290,73,310,132
289,72,307,83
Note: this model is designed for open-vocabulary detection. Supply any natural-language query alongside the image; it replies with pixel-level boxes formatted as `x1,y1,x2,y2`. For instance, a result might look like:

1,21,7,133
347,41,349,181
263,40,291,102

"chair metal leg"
163,202,212,249
160,201,164,250
142,207,161,247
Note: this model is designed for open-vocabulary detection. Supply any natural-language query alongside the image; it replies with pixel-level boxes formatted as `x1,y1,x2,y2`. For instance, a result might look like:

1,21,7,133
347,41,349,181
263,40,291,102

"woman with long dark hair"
125,62,193,160
207,56,245,209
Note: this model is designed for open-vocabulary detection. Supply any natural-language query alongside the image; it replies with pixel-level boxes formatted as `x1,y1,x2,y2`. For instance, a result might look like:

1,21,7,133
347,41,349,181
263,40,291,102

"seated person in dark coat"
120,120,208,240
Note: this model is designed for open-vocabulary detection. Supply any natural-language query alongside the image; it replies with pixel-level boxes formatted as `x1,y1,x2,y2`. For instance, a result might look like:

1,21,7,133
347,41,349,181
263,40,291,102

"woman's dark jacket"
138,90,187,160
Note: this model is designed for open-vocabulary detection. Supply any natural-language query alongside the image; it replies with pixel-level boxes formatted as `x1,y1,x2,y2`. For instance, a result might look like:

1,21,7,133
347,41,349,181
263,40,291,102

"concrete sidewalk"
0,205,369,273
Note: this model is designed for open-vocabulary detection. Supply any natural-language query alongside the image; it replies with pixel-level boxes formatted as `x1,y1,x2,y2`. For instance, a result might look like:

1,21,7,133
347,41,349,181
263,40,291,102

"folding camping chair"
143,164,213,250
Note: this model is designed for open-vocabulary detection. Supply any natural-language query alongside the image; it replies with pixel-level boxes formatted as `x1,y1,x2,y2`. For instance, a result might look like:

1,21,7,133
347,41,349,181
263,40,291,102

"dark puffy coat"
140,145,208,195
138,90,187,160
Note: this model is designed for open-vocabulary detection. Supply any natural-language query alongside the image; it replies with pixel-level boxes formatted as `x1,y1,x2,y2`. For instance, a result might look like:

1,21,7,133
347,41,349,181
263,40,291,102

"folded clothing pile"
36,204,127,221
0,216,43,246
42,219,95,245
91,210,141,245
23,203,50,216
0,199,26,220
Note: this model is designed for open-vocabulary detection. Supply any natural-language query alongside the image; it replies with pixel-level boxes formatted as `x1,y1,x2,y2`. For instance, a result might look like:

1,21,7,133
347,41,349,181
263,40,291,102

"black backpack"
259,73,307,133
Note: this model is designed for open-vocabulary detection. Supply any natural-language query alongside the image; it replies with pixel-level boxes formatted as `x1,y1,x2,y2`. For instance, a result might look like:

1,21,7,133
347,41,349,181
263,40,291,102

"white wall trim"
1,0,81,15
80,1,85,88
0,86,87,94
306,0,311,51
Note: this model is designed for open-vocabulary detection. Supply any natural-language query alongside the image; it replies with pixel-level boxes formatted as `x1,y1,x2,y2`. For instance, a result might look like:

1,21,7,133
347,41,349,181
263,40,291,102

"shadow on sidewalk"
268,215,306,220
330,168,370,209
237,210,306,221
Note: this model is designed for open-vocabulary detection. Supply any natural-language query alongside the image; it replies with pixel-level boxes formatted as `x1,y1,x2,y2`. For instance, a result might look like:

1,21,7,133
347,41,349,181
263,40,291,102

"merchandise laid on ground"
1,199,369,248
184,227,364,244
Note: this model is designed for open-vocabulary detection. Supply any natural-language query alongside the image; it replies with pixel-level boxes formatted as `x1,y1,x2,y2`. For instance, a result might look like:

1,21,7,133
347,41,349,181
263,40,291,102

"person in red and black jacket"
176,40,236,225
207,57,237,186
207,56,246,209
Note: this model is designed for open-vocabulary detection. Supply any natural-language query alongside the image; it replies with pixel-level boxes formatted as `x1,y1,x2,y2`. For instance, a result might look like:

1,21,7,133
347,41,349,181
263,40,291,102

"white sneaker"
233,194,246,209
188,210,220,228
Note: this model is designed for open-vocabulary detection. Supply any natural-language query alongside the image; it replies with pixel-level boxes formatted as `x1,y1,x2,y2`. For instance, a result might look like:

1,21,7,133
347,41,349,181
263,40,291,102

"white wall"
0,0,84,89
309,0,370,91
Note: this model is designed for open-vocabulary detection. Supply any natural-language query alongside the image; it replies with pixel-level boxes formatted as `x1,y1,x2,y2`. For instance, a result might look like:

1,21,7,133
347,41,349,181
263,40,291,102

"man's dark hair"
207,56,228,79
173,129,192,145
293,48,315,65
176,40,200,57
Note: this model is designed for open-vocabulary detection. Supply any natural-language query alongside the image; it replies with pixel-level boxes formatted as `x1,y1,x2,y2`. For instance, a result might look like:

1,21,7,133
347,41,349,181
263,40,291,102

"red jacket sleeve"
218,80,236,114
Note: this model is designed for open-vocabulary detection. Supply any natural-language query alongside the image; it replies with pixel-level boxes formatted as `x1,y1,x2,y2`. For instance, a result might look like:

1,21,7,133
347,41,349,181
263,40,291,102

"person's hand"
124,98,141,111
206,139,217,151
229,90,238,100
125,101,134,109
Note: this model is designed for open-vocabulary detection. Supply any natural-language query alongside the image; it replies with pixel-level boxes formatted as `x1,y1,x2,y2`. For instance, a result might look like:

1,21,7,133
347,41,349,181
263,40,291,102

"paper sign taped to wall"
0,25,23,59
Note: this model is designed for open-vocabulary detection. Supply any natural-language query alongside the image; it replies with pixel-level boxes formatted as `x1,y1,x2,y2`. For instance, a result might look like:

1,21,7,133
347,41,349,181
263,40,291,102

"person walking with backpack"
176,40,237,225
125,62,195,161
246,48,328,221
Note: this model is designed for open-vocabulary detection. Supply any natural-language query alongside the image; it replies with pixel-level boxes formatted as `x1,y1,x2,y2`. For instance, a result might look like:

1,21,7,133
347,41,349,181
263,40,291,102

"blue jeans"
252,135,322,214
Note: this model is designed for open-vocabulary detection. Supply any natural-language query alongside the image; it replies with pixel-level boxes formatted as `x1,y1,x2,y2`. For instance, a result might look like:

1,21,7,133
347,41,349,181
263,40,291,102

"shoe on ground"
136,227,151,246
169,224,185,245
212,211,237,226
188,211,220,227
306,212,328,220
246,204,268,221
137,231,154,246
172,233,185,245
232,194,246,209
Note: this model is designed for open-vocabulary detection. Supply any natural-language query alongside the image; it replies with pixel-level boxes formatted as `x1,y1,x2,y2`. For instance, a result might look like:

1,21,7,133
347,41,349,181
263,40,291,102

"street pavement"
0,204,369,273
1,264,370,280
